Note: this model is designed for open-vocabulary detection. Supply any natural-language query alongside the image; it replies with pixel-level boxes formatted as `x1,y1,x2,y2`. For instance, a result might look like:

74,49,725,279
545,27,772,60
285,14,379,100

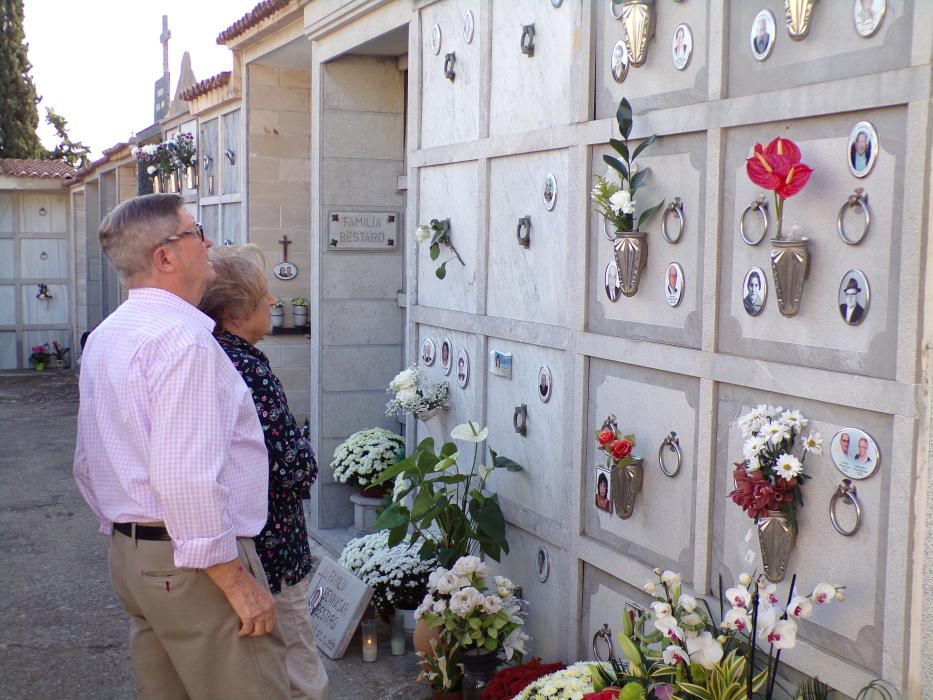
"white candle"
390,635,405,656
362,621,378,663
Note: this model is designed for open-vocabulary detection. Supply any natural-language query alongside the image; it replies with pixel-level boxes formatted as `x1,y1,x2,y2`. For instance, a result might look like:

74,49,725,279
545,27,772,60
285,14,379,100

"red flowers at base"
583,690,621,700
729,464,797,519
745,137,812,199
481,659,566,700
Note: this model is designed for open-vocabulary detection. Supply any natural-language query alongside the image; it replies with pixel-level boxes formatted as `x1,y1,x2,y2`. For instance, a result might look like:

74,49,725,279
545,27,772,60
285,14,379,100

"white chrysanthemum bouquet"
514,662,602,700
329,427,405,489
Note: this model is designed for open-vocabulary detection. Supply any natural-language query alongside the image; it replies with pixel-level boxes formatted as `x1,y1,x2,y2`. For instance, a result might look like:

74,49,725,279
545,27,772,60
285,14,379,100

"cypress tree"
0,0,46,159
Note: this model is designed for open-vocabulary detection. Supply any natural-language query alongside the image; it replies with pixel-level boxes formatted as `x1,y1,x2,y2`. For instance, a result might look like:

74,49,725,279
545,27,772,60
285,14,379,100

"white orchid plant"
594,567,846,700
591,97,664,234
385,364,449,418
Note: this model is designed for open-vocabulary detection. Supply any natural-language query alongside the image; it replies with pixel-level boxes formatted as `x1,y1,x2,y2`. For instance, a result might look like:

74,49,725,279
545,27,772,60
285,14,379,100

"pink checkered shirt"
74,288,269,569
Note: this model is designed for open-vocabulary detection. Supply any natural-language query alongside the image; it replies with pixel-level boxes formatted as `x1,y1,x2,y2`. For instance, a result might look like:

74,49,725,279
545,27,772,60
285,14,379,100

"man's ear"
151,244,176,274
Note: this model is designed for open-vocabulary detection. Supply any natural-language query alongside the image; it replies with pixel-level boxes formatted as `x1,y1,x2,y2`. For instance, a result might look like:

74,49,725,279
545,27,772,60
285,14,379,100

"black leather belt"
113,522,171,541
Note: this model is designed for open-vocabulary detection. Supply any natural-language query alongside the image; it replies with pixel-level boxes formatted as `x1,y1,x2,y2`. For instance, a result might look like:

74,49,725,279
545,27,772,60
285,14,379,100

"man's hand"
205,558,277,637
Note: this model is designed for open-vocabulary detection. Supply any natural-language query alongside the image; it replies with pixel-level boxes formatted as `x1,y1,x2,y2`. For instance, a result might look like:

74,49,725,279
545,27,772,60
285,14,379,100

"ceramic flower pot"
757,509,796,583
292,306,308,327
612,457,644,520
612,231,648,297
270,308,284,328
414,618,441,658
770,237,810,317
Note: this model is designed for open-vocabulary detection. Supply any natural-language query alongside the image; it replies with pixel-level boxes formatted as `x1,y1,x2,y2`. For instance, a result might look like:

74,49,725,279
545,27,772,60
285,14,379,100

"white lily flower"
766,619,798,650
812,582,837,604
502,628,529,661
451,421,489,443
686,631,724,669
663,644,690,665
678,594,697,613
774,453,803,480
787,596,812,619
802,431,823,455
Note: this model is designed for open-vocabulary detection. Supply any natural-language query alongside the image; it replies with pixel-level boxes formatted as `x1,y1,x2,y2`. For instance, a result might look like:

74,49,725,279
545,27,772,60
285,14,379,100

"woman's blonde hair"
198,244,268,328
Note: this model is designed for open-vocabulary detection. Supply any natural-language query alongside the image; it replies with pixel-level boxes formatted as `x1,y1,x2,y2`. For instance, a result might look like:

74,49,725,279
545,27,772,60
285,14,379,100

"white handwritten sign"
327,211,399,251
307,556,374,659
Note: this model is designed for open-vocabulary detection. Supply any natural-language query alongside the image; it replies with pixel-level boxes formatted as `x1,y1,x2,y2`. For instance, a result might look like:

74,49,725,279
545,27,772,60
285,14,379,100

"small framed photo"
431,23,442,55
489,350,512,379
440,337,453,376
536,546,550,583
463,10,474,44
550,0,563,7
610,40,629,83
421,338,436,366
456,349,470,388
750,9,776,61
838,269,870,325
742,266,767,317
595,466,613,514
664,262,685,307
848,121,879,178
671,23,693,71
605,261,621,302
830,428,880,480
854,0,885,38
537,365,552,403
543,173,558,211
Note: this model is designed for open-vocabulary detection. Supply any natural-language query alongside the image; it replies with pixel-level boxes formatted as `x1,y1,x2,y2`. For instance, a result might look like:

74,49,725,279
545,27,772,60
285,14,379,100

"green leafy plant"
415,219,465,280
591,98,664,233
372,421,523,567
291,296,309,307
271,298,285,309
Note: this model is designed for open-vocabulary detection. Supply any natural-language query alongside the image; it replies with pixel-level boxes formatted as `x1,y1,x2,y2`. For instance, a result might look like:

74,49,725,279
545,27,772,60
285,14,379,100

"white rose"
390,368,417,392
449,587,482,616
482,595,502,614
396,385,417,403
608,189,635,215
435,571,462,595
147,165,157,175
432,599,447,614
415,225,432,243
452,556,489,578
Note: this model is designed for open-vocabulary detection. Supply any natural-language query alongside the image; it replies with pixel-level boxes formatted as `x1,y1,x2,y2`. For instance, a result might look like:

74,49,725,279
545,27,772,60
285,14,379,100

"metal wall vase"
784,0,818,41
613,231,648,297
612,457,644,520
621,0,655,68
757,510,796,582
770,237,810,317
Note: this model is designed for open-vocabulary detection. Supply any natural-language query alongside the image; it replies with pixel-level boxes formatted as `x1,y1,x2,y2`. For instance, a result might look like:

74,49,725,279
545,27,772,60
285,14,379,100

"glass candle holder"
390,610,406,656
362,619,378,662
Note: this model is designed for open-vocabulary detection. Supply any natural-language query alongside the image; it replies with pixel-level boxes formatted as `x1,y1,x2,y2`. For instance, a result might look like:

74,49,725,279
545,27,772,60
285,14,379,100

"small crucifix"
273,235,299,280
278,234,292,261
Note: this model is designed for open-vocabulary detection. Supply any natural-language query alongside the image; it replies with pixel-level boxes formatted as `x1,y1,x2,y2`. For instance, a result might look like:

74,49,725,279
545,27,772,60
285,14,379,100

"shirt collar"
215,330,270,365
128,288,216,333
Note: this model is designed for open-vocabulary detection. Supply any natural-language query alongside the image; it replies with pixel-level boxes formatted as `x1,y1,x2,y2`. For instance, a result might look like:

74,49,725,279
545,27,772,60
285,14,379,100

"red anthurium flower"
745,137,813,199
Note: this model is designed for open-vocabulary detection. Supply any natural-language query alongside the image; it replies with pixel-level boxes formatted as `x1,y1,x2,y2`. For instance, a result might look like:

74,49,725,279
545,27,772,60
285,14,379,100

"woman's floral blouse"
216,331,317,593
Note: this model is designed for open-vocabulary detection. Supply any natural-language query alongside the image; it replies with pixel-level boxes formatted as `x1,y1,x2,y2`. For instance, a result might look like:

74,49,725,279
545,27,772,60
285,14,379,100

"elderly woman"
199,245,329,700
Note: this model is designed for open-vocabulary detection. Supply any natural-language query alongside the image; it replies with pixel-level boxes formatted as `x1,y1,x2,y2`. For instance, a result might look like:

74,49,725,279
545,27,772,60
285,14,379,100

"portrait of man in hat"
839,274,867,325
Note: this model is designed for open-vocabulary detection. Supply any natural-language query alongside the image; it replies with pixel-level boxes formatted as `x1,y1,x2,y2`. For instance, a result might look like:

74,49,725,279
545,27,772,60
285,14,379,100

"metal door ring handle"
592,623,615,662
836,188,871,245
513,404,528,436
517,216,531,248
521,24,535,56
739,195,769,246
658,431,682,477
444,52,456,81
661,198,685,244
829,479,862,537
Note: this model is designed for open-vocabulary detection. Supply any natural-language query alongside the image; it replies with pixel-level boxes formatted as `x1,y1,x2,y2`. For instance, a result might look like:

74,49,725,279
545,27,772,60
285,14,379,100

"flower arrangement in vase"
745,136,813,317
355,540,435,617
415,219,465,280
513,662,604,700
591,97,664,297
385,364,450,420
595,415,641,519
330,427,405,496
29,343,50,371
729,404,822,582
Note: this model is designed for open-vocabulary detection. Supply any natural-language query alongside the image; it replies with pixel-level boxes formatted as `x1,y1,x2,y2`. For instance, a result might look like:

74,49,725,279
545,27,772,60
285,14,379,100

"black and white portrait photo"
605,260,621,302
543,174,557,211
742,267,767,317
610,40,629,83
440,338,452,376
838,270,870,326
750,9,776,61
456,349,470,389
536,546,550,583
854,0,885,38
538,365,552,403
421,338,436,366
664,262,684,307
671,23,693,71
848,121,878,178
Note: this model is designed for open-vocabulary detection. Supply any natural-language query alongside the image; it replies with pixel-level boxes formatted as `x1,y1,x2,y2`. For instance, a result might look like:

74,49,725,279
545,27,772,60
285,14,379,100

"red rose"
597,429,615,446
584,690,621,700
610,439,633,461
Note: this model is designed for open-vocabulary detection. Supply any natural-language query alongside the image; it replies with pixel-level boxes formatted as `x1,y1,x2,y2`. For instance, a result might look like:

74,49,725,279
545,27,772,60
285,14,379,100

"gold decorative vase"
612,457,644,520
770,237,810,317
757,510,796,583
621,0,656,68
613,231,648,297
784,0,818,41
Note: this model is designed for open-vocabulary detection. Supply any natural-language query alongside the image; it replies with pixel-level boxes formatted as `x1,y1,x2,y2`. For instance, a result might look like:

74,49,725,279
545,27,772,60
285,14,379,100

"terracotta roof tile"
0,158,75,179
73,142,131,179
217,0,290,45
180,71,232,101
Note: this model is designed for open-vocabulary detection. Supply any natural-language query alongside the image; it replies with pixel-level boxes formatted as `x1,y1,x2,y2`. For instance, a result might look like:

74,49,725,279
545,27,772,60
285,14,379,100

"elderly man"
73,193,290,699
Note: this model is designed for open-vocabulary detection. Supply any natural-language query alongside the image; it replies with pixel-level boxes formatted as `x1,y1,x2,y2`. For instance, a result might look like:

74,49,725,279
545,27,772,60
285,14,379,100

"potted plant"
330,427,405,497
729,405,821,582
270,298,285,328
49,340,70,370
291,296,309,327
356,540,435,621
385,364,450,422
591,98,665,297
29,344,50,371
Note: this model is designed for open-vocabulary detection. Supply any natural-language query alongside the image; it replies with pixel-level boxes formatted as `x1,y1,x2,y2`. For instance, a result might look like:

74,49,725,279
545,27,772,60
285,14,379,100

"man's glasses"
156,223,205,247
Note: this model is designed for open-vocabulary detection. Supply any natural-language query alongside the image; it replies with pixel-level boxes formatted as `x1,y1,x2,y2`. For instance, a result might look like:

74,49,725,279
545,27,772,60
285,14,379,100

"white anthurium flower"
651,601,672,618
415,225,432,243
787,596,813,619
722,607,751,633
763,422,791,446
663,644,690,666
802,431,824,455
608,189,635,215
812,583,837,604
686,631,724,669
725,586,749,609
451,421,489,443
766,619,798,650
774,453,803,480
654,615,684,643
678,594,697,613
661,570,682,587
780,409,808,430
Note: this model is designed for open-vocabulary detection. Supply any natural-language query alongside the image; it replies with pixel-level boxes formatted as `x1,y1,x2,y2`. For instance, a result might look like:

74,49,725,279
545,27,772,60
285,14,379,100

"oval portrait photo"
440,337,452,376
672,23,693,71
610,40,629,84
456,349,470,389
742,267,767,317
750,9,776,61
848,120,879,178
421,338,436,366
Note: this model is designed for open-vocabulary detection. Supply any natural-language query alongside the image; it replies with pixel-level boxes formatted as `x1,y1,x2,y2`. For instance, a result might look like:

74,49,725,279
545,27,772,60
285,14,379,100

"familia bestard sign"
327,211,399,251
